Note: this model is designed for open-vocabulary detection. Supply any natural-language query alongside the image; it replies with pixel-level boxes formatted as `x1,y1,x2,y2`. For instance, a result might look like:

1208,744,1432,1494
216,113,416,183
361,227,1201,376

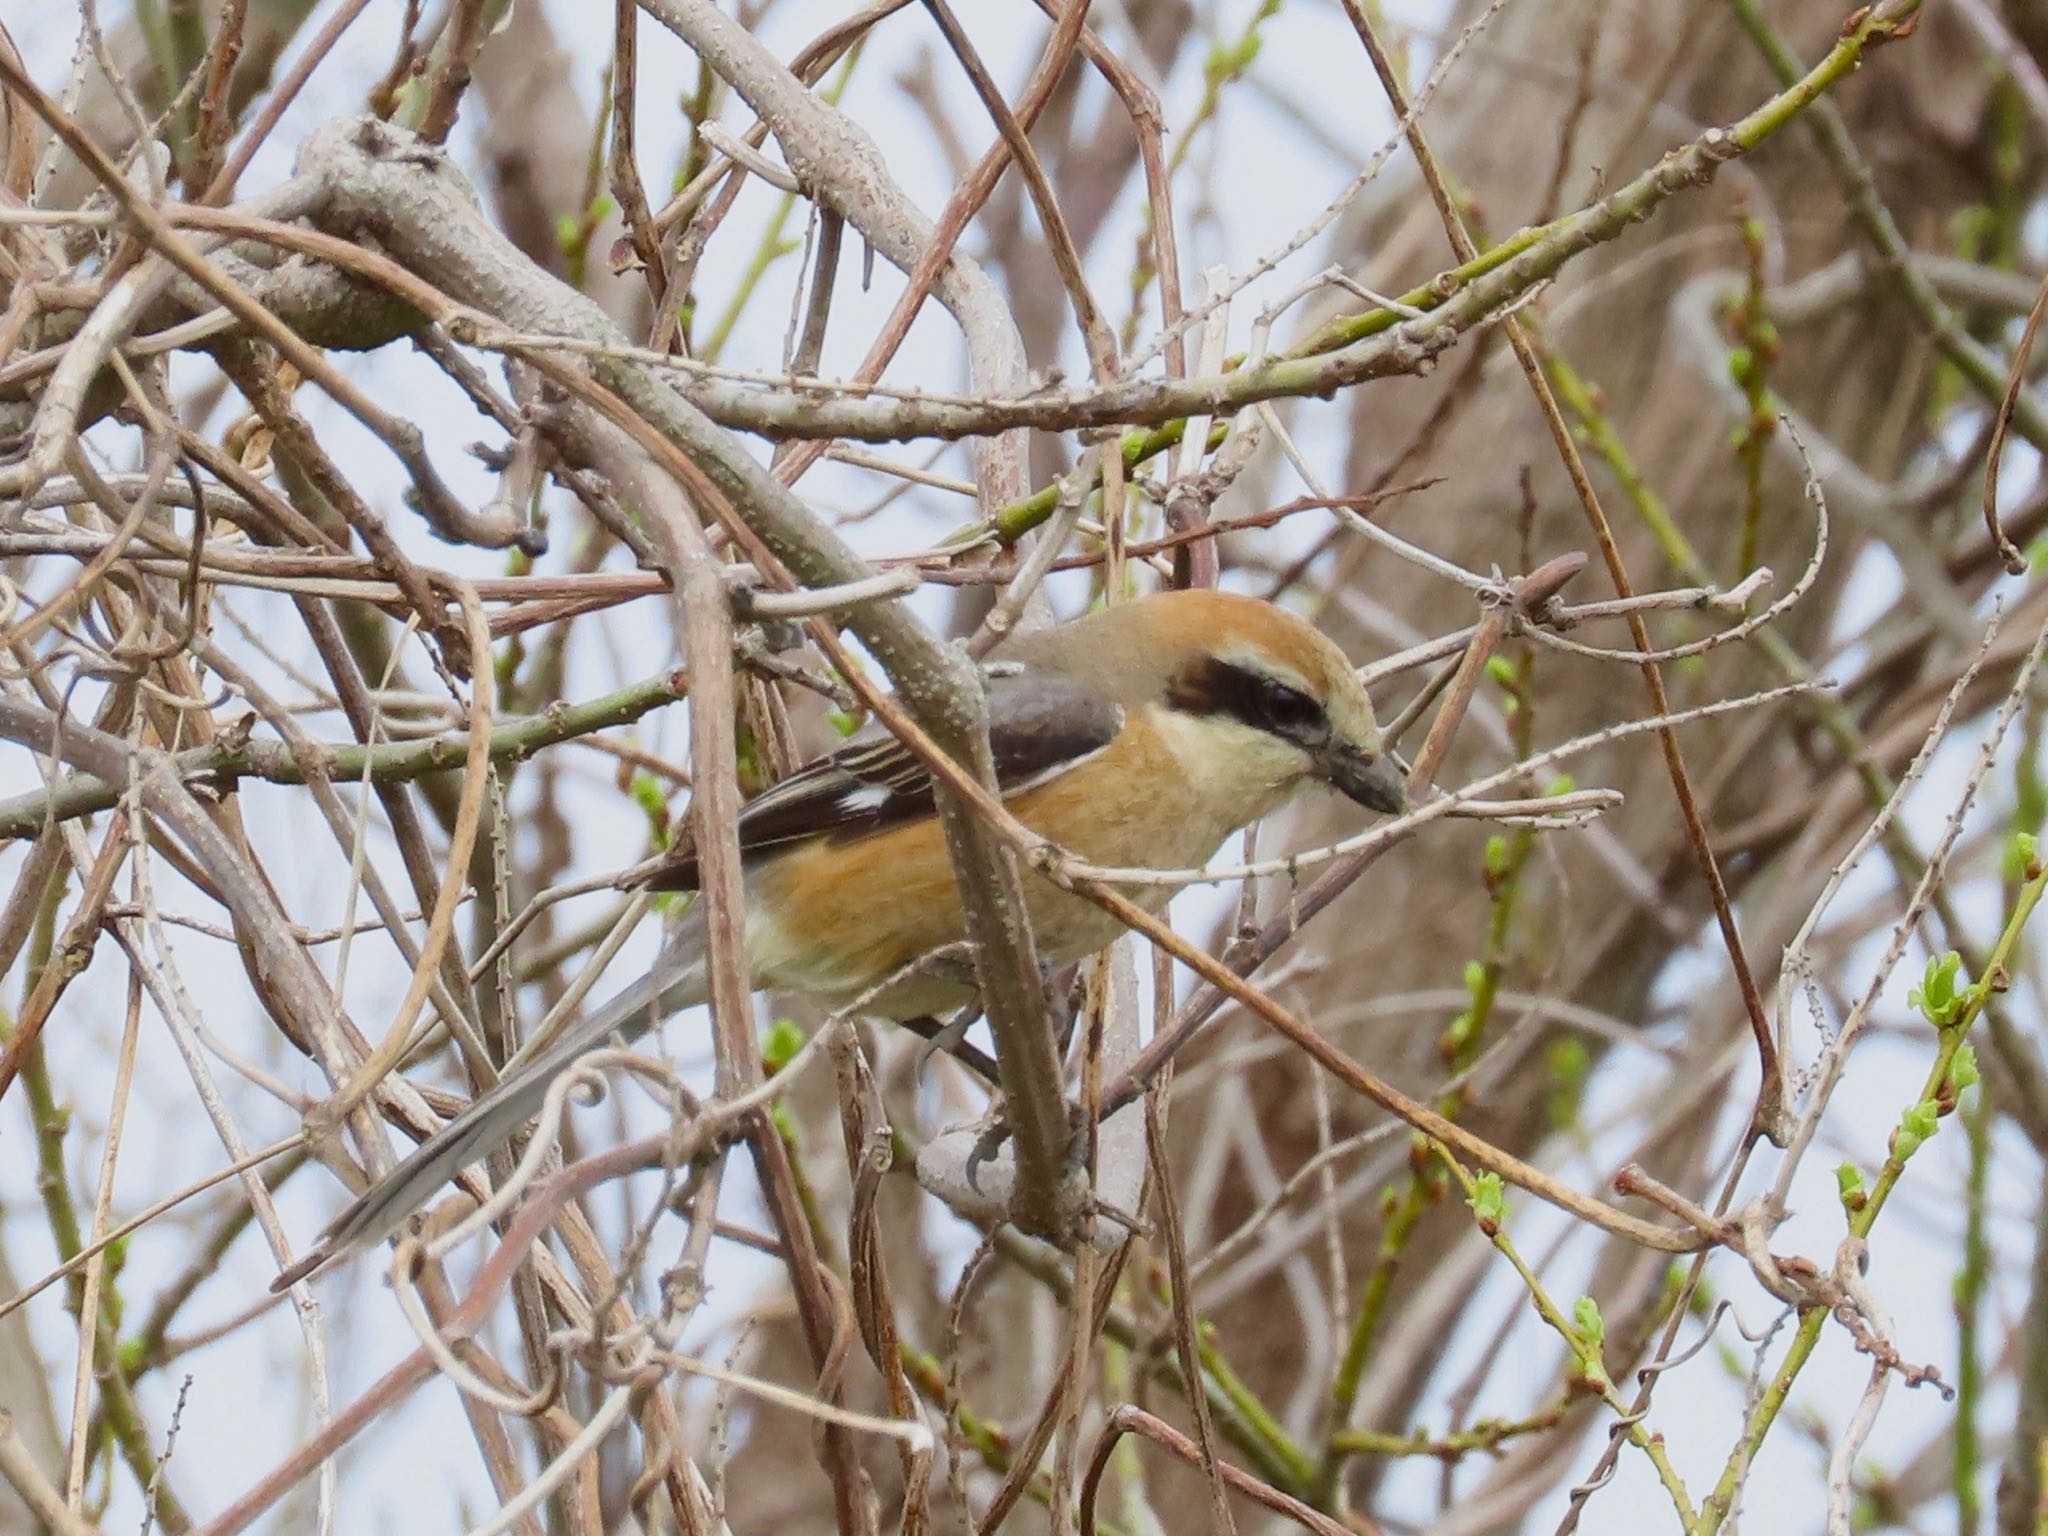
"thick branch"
0,671,690,841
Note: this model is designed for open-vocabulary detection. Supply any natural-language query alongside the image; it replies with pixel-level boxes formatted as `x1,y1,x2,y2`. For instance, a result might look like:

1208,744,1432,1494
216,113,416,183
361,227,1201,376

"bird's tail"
273,915,709,1290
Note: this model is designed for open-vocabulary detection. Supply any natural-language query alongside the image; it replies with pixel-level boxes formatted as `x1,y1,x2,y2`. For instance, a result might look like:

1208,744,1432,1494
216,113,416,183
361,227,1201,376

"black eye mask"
1166,655,1330,748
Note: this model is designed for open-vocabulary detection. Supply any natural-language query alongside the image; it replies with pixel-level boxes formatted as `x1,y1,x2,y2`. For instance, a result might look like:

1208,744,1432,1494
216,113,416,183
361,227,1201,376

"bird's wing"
639,668,1122,892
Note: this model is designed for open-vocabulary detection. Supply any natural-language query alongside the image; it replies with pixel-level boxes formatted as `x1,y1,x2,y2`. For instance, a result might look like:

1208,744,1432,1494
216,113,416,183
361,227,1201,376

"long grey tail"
305,916,710,1267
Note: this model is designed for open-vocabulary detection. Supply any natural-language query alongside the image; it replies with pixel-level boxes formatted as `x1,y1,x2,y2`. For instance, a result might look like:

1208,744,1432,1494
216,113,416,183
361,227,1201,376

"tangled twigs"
1080,1407,1366,1536
1616,1163,1950,1402
0,53,536,567
3,0,2037,1528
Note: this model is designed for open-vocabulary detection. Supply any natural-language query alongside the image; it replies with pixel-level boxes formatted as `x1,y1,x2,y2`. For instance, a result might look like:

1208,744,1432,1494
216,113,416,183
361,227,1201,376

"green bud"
762,1018,807,1074
630,773,671,846
1893,1099,1940,1162
2005,830,2039,885
1950,1044,1981,1093
1573,1295,1605,1351
1834,1161,1867,1213
1545,1037,1591,1132
1468,1172,1507,1230
1548,1036,1589,1083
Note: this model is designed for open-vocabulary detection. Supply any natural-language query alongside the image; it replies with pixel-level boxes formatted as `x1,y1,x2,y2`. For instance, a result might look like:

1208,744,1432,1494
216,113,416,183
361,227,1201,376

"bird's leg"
964,1118,1011,1195
956,960,1093,1219
1050,962,1086,1061
899,1008,1000,1083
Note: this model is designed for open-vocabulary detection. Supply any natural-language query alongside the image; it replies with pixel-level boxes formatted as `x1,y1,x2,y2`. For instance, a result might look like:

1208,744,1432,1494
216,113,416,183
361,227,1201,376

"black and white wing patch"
638,668,1121,893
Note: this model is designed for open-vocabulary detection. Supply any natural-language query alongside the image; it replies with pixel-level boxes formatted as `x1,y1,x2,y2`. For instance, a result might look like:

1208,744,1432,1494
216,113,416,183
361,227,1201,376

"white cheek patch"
1150,708,1314,799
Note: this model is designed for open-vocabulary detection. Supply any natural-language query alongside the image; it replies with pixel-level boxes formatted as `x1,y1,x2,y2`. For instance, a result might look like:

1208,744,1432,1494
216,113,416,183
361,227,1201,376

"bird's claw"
964,1122,1013,1194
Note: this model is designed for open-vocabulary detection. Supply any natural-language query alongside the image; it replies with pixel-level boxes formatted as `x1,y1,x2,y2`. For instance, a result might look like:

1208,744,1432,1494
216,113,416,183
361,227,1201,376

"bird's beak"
1322,746,1407,815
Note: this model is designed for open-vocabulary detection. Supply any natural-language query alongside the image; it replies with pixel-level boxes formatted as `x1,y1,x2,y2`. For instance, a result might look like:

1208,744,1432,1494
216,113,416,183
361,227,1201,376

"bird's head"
1030,590,1408,816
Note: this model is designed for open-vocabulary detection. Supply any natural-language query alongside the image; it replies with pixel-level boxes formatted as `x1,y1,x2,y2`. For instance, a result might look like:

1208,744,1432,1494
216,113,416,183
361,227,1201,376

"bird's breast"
738,706,1305,1011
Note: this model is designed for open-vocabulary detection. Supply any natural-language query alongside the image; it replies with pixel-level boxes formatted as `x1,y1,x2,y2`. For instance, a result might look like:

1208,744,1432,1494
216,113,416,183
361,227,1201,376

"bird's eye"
1255,676,1323,735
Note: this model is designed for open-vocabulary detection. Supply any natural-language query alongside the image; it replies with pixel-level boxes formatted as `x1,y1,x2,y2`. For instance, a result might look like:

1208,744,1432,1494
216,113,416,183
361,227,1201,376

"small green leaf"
1463,960,1487,997
1484,834,1510,878
1485,655,1519,688
1907,952,1966,1027
1546,773,1575,797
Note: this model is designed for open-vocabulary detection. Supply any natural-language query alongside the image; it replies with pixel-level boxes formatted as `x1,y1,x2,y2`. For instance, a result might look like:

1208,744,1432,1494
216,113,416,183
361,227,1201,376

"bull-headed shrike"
293,589,1405,1276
